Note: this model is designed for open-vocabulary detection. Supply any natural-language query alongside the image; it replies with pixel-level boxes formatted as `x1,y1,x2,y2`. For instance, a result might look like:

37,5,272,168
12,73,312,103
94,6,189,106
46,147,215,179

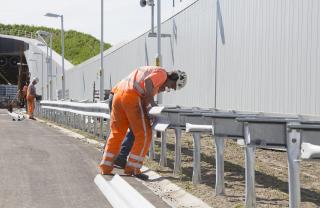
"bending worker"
26,77,38,119
99,66,187,179
107,89,135,169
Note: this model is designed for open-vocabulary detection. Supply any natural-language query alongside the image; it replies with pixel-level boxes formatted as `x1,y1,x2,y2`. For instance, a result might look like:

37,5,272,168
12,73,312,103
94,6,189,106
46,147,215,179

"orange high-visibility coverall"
100,66,167,175
26,83,36,118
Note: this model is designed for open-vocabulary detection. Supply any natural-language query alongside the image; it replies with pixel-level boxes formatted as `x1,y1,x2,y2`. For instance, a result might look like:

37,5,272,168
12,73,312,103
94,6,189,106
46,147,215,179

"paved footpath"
0,109,112,207
0,109,170,208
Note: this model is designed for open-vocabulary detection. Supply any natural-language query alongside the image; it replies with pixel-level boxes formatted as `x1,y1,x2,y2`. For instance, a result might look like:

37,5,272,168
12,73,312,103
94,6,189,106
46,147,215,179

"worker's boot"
124,165,149,180
114,157,127,169
99,164,113,175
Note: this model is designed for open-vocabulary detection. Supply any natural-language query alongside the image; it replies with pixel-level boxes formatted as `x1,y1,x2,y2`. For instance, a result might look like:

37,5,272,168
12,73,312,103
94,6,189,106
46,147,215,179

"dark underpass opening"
0,36,30,108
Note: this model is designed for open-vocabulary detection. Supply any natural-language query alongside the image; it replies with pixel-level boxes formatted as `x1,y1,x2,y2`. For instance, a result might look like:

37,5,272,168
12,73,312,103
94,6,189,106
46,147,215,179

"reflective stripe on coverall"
100,66,167,175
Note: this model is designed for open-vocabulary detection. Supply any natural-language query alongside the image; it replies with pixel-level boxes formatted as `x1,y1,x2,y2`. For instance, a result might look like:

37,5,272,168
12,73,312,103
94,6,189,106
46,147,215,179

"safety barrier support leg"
159,131,167,167
173,127,182,176
215,136,225,195
93,117,98,136
99,118,104,141
244,123,256,208
192,132,201,184
148,130,156,160
287,124,301,208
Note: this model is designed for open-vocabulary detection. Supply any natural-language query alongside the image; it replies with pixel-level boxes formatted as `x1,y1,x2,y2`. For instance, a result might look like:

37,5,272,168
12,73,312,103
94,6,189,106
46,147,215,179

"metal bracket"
148,32,171,38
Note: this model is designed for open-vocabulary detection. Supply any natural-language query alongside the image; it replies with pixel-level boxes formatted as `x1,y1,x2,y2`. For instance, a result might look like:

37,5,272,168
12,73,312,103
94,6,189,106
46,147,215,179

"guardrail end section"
149,106,165,115
301,142,320,159
94,174,155,208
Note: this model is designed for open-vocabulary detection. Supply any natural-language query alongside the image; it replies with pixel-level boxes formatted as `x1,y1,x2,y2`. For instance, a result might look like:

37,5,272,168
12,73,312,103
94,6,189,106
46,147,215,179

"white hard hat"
174,70,187,90
32,77,39,83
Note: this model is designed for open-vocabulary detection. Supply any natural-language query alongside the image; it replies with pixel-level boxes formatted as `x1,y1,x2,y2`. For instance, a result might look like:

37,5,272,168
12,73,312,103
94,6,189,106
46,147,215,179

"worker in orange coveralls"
22,81,29,112
99,66,187,180
27,77,39,119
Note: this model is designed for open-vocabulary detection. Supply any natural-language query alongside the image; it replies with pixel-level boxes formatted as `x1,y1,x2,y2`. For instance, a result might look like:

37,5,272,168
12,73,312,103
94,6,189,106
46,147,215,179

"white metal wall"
63,0,320,115
217,0,320,115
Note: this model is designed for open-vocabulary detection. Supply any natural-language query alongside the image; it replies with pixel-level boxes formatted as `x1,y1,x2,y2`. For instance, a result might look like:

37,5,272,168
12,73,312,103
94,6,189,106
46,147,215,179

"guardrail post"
287,123,301,208
87,116,91,133
67,112,70,126
192,132,201,184
73,113,76,128
159,131,167,167
94,117,98,136
58,111,61,124
173,127,182,176
215,136,225,195
99,118,104,141
148,130,156,160
83,115,86,131
244,122,256,208
63,112,66,125
77,114,81,129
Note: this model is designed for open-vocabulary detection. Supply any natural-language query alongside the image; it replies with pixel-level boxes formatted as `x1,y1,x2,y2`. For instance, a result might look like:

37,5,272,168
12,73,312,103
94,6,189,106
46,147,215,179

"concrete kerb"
35,117,211,208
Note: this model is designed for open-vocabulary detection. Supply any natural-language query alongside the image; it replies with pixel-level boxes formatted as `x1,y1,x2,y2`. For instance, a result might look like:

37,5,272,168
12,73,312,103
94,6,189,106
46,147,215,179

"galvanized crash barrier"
36,101,320,207
149,106,212,176
184,110,257,193
150,106,320,208
236,115,320,208
36,100,110,140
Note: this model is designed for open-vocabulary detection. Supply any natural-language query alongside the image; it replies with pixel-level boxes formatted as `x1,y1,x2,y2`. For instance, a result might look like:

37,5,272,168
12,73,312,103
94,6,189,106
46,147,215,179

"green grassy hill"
0,23,112,65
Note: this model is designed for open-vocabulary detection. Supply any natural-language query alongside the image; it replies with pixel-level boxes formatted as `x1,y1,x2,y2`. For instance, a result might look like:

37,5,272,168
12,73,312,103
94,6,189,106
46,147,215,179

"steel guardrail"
37,101,320,207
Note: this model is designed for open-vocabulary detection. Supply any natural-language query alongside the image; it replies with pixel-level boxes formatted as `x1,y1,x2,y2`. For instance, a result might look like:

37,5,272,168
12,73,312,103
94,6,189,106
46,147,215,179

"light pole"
99,0,105,141
45,12,65,100
32,52,44,96
36,30,53,100
156,0,162,104
100,0,104,101
140,0,163,104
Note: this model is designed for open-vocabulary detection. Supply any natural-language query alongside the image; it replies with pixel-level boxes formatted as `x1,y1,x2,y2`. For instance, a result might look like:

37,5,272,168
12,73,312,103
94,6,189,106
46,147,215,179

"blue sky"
0,0,195,45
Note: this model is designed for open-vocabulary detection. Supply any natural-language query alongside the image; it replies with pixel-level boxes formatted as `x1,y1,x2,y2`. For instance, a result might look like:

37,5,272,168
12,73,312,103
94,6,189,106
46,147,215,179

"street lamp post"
100,0,104,102
156,0,162,104
99,0,105,141
140,0,162,104
45,12,65,100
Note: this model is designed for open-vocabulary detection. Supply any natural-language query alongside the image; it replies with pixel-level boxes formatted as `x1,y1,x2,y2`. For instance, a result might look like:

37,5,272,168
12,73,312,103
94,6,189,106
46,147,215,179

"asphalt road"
0,109,111,208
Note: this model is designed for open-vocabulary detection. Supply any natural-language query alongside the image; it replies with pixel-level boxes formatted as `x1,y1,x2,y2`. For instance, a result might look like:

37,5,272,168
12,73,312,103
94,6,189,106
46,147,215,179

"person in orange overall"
99,66,187,179
26,77,39,119
22,81,29,112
